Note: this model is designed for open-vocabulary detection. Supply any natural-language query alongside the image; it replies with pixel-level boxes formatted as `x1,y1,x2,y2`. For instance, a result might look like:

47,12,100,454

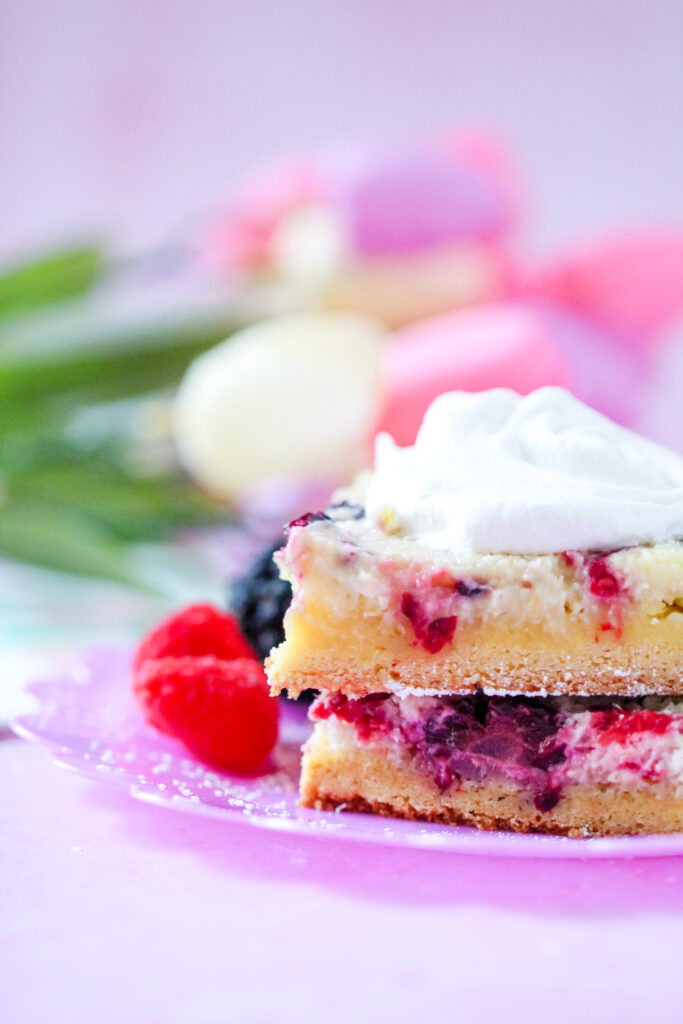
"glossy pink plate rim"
12,645,683,859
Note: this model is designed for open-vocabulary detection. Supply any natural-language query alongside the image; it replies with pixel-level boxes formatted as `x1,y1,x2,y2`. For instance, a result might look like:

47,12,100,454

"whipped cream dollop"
366,388,683,554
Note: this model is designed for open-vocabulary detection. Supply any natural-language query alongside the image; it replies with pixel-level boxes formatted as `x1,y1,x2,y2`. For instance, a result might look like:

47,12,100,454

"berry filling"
591,707,673,744
563,550,629,636
311,692,683,812
587,556,624,601
312,692,566,811
397,570,489,653
286,502,365,535
400,592,457,653
286,511,330,533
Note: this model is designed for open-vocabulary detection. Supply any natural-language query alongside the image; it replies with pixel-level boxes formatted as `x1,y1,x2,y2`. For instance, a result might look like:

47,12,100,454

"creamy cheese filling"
281,514,683,634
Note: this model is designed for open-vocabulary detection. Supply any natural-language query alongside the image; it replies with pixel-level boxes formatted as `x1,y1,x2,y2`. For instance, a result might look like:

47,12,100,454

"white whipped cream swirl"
366,388,683,554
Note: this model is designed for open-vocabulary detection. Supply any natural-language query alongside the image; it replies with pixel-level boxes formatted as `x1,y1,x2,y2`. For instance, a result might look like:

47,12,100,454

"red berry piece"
286,511,329,534
587,557,623,601
134,603,256,672
400,592,457,653
592,707,672,746
134,656,279,773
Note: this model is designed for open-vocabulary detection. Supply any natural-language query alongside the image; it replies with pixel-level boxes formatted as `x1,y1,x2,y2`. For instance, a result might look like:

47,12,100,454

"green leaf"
0,244,105,318
0,244,250,587
0,500,143,587
0,306,243,404
4,461,228,541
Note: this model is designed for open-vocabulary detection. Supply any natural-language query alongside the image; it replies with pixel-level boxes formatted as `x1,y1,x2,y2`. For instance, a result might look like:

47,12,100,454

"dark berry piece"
229,541,292,661
326,502,365,521
312,691,569,810
534,788,561,813
229,540,318,702
455,580,488,598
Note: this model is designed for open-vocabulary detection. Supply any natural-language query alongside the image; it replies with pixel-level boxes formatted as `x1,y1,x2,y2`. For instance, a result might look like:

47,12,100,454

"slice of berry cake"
303,693,683,836
267,388,683,835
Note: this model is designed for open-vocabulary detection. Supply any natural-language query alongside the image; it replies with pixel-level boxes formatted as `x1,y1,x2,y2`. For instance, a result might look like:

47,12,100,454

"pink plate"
12,646,683,859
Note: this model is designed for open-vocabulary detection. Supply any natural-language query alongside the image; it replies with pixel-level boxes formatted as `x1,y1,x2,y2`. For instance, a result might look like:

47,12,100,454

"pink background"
5,737,683,1024
2,0,682,259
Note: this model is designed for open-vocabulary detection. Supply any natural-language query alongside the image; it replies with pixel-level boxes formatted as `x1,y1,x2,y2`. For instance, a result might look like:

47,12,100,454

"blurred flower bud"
204,131,521,326
174,313,385,500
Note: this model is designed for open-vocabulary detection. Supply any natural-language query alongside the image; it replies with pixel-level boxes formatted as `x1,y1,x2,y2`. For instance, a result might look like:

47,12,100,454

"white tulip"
174,312,385,499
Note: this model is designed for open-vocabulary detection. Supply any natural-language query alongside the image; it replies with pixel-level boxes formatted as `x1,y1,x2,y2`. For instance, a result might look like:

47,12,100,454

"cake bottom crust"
301,720,683,837
268,620,683,699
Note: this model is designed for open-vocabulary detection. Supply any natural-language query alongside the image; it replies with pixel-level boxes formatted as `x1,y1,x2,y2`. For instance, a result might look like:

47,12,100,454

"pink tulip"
522,229,683,350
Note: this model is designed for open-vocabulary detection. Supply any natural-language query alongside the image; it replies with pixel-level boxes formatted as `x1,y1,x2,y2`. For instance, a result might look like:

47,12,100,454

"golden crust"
301,720,683,837
268,609,683,698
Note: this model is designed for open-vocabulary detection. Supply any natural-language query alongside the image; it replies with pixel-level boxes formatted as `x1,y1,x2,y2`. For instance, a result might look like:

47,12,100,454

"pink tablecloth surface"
3,734,683,1024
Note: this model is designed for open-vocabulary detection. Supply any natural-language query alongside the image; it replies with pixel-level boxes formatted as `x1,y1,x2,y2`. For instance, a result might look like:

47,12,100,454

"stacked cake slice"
267,388,683,836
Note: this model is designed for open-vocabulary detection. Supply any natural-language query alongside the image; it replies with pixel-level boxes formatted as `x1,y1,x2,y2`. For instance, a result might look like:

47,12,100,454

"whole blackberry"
229,540,292,662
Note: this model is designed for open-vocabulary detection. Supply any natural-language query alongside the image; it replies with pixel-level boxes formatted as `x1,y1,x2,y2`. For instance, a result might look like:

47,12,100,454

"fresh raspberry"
134,656,279,773
134,603,256,673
